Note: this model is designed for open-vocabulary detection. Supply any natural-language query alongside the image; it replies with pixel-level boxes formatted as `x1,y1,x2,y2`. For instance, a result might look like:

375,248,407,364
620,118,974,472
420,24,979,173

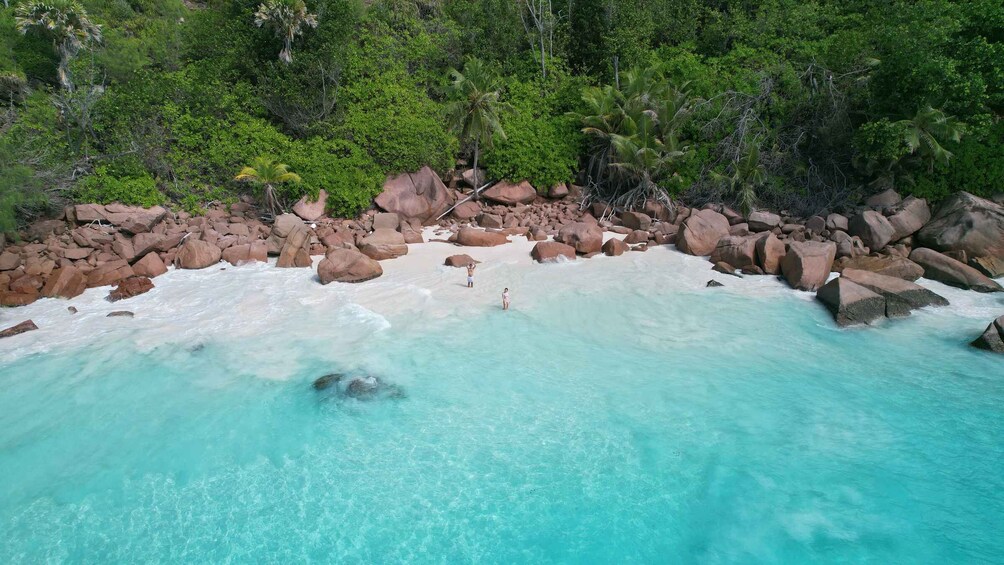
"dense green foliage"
0,0,1002,234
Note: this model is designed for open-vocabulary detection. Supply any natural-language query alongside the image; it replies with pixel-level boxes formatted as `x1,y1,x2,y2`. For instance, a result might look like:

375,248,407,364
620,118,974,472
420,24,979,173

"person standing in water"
467,263,476,288
502,288,510,310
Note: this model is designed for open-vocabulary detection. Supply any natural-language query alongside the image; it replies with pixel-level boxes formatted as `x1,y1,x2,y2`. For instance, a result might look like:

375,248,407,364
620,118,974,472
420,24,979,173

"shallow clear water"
1,240,1002,563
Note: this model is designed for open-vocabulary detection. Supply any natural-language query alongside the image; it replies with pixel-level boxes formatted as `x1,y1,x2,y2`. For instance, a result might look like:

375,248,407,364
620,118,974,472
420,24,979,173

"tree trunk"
472,139,481,200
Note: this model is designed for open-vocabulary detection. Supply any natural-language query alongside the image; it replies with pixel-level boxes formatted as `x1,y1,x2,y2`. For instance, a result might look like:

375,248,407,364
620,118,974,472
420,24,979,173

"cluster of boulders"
2,163,1001,352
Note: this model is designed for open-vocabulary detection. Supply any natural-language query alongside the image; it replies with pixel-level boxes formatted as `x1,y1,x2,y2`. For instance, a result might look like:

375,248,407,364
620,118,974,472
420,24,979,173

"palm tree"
15,0,102,92
254,0,318,65
896,106,965,173
446,58,508,197
234,157,302,217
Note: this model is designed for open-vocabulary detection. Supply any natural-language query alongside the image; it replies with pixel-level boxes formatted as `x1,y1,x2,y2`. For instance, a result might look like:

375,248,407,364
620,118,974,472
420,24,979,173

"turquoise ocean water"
1,243,1002,563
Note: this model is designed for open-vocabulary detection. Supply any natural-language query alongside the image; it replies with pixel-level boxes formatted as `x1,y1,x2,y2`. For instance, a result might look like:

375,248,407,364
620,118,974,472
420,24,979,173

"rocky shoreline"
1,168,1003,351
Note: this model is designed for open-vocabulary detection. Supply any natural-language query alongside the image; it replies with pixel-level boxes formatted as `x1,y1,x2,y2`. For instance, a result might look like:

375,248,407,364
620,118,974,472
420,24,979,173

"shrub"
75,162,166,207
482,79,580,190
284,138,385,218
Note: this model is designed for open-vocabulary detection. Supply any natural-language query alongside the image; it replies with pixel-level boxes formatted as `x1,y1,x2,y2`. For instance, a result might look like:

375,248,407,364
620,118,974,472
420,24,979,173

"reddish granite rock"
0,320,38,338
0,251,20,271
41,266,87,299
276,224,312,268
175,239,222,270
74,204,107,223
917,191,1004,260
445,254,478,267
376,167,454,224
755,233,786,275
132,252,169,277
292,189,327,221
556,222,603,254
86,260,135,288
849,210,896,251
0,292,38,307
221,242,268,266
621,211,652,231
547,183,569,199
909,247,1002,293
781,241,837,291
452,199,481,221
531,241,576,263
456,227,510,247
833,254,924,281
359,229,408,261
602,238,629,256
317,248,383,284
816,277,887,326
710,235,758,270
482,180,537,205
10,274,43,294
842,268,949,313
676,209,730,256
108,276,154,302
970,314,1004,353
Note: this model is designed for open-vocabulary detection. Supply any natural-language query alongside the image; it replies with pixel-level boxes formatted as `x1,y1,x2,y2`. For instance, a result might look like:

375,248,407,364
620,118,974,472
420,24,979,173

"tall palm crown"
446,58,508,193
254,0,318,65
15,0,102,91
234,157,302,216
897,105,965,172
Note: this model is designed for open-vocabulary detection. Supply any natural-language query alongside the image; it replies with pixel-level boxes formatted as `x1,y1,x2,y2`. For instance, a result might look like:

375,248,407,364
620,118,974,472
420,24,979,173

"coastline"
1,224,1001,366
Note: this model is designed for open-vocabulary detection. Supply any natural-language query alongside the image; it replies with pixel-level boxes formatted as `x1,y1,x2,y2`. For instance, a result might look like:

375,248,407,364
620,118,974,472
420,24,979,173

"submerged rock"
816,277,887,326
107,311,135,318
706,279,724,287
312,373,404,400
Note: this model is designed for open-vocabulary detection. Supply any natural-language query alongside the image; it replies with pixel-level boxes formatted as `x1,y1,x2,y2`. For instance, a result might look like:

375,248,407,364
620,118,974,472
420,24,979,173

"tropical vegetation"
0,0,1001,235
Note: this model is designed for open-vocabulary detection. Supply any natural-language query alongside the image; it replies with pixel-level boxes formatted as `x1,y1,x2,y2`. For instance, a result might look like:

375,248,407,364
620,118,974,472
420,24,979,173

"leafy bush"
482,78,580,190
284,138,385,218
75,162,166,207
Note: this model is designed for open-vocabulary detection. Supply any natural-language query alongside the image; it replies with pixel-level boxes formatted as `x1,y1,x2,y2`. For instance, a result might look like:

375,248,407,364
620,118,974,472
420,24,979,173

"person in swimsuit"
502,288,510,310
467,263,476,288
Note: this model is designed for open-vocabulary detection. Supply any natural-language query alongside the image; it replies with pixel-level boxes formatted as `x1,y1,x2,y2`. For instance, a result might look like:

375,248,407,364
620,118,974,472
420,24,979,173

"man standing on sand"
467,263,476,288
502,288,510,310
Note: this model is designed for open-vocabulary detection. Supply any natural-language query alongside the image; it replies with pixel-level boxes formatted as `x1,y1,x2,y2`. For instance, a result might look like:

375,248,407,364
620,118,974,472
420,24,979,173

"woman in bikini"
502,288,510,310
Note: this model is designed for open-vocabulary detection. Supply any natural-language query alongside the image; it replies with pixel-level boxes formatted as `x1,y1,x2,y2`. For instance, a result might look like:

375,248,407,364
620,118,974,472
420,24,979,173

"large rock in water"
531,241,576,263
556,222,603,254
781,241,837,291
456,227,510,247
376,167,454,224
970,315,1004,353
841,268,948,315
317,248,383,284
917,191,1004,260
481,180,537,205
0,320,38,339
676,209,730,256
848,210,896,250
909,248,1002,293
359,229,408,261
835,255,924,281
40,266,87,299
710,235,758,269
175,239,221,269
107,276,154,302
816,277,887,326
